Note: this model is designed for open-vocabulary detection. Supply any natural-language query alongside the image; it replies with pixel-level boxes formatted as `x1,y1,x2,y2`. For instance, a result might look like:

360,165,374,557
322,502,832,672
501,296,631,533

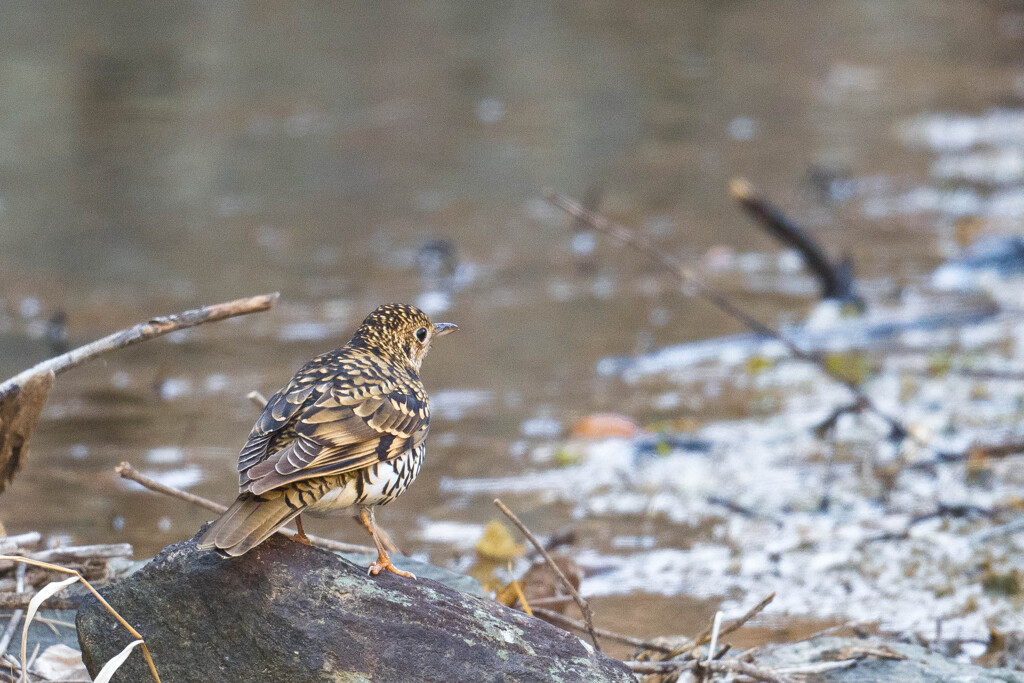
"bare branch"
0,294,280,494
493,498,601,652
544,191,914,444
0,293,279,399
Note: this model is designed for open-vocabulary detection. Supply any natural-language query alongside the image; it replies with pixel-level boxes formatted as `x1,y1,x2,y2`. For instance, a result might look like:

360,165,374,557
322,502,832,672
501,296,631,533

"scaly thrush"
196,303,456,578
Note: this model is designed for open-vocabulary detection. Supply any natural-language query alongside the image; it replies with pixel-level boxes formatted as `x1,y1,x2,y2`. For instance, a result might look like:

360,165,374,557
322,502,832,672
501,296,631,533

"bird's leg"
293,515,312,546
358,507,415,579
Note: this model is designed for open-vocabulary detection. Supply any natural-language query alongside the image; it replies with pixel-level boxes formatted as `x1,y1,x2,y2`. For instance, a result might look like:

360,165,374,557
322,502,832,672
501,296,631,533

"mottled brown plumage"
196,303,456,577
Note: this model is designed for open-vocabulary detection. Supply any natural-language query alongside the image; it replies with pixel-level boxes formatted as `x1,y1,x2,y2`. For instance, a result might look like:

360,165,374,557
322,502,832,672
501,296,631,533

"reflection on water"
1,0,1023,643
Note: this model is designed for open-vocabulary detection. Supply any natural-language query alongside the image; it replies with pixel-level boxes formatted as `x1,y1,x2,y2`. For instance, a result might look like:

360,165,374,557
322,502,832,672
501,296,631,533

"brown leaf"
0,370,55,494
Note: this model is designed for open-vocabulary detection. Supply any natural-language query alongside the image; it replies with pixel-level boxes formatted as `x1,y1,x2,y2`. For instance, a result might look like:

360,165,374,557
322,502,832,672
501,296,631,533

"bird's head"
351,303,457,371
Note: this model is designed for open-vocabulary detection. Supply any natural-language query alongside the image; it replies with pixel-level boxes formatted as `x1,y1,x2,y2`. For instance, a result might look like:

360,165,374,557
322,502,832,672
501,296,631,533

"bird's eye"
415,327,428,342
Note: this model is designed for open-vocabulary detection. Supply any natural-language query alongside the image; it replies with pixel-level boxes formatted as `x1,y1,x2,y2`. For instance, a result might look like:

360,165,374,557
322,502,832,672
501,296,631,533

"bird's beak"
433,322,458,337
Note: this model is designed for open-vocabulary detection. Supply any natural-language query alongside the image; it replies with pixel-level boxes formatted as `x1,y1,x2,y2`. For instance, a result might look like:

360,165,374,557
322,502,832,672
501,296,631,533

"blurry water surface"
1,1,1023,642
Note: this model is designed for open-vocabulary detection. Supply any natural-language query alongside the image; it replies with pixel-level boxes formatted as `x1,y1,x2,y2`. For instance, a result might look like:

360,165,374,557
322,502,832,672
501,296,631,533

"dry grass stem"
493,498,601,652
544,191,914,444
0,555,161,683
115,462,375,554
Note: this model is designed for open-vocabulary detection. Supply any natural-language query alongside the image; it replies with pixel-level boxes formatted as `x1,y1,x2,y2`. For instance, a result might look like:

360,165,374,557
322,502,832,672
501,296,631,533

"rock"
76,528,634,683
757,636,1024,682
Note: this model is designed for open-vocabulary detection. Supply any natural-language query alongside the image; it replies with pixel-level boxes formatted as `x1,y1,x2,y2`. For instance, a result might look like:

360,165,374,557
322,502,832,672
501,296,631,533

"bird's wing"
236,378,326,490
244,382,429,495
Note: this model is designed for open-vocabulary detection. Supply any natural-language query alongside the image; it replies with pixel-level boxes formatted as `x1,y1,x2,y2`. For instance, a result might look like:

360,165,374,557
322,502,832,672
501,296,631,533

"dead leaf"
0,371,55,494
32,644,91,682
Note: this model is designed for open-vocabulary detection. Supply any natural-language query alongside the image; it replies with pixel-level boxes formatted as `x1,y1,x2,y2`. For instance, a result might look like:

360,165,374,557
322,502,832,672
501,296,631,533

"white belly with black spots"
306,445,424,516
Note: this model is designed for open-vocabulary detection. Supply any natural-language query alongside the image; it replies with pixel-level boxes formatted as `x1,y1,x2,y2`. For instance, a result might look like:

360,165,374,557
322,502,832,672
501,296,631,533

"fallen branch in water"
0,293,280,494
731,178,861,308
493,498,601,652
115,462,375,555
545,192,914,444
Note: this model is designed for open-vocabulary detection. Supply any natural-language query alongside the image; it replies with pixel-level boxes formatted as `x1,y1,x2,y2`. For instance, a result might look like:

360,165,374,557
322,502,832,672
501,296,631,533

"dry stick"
114,462,375,555
0,293,280,400
0,566,25,661
730,178,859,305
530,607,673,653
247,390,268,409
622,658,792,683
0,556,161,683
544,192,914,444
673,592,775,658
0,595,77,612
493,499,601,652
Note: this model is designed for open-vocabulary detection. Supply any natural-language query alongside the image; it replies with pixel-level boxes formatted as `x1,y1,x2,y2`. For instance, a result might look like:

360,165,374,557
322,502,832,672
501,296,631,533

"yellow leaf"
475,520,525,561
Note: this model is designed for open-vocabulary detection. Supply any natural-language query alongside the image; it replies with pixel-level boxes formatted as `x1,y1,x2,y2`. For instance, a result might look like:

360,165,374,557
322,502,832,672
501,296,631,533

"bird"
196,303,456,578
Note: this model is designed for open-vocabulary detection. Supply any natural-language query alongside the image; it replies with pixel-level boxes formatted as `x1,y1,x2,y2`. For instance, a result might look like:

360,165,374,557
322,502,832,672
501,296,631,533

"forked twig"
544,192,913,443
674,592,775,657
114,462,375,555
493,499,601,651
0,555,161,683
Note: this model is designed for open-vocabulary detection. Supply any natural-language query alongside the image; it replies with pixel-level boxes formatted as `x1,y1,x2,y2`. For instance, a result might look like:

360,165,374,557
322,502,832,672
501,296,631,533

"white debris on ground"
441,306,1024,654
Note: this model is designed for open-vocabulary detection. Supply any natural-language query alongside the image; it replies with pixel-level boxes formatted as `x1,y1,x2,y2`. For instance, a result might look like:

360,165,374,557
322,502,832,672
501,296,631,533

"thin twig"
493,499,601,652
115,462,375,555
544,191,914,443
0,556,161,683
247,391,268,409
530,607,673,652
675,592,775,657
0,293,280,400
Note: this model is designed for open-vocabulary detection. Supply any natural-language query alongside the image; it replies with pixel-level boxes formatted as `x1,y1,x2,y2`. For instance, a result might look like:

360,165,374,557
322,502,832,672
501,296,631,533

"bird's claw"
367,558,416,579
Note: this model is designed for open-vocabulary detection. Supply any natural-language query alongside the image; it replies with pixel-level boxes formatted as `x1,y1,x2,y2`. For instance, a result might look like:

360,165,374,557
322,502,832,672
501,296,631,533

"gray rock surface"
76,528,634,682
758,636,1024,682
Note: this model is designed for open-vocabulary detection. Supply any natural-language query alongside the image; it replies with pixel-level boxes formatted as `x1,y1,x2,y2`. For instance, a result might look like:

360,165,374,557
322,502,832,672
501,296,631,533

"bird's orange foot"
367,555,416,579
293,531,313,546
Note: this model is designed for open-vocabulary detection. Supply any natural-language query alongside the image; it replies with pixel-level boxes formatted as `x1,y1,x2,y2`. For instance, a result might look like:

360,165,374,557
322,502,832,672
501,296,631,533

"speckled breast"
306,444,425,515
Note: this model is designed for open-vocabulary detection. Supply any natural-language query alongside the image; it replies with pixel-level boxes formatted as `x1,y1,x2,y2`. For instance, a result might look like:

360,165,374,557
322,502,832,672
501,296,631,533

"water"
2,0,1024,651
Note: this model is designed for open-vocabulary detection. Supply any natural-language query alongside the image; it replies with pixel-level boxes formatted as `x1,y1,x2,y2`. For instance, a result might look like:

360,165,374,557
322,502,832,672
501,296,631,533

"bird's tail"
195,492,303,557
